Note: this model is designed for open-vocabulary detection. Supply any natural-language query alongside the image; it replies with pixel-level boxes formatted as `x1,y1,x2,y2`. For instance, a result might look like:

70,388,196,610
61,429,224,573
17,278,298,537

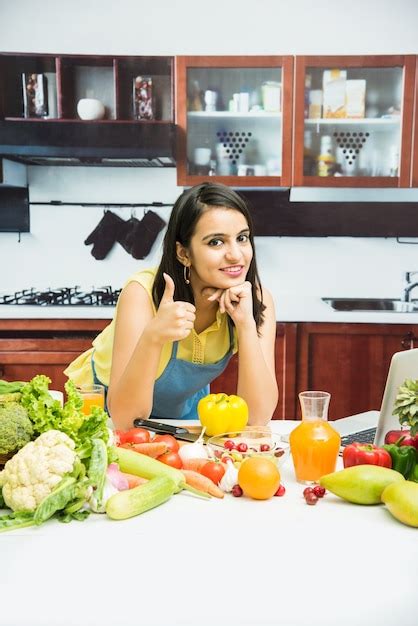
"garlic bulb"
219,460,238,493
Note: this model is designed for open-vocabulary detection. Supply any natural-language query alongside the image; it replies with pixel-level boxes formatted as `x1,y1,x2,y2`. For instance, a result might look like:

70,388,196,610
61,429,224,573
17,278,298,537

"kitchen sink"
322,297,418,312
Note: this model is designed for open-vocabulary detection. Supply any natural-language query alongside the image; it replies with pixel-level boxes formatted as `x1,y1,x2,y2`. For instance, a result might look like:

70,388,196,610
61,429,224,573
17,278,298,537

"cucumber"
114,446,185,493
106,476,176,520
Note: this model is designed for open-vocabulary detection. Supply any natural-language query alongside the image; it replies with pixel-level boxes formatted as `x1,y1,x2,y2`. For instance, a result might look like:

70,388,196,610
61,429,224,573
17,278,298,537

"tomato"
157,451,183,469
200,461,226,485
152,434,180,453
116,427,151,445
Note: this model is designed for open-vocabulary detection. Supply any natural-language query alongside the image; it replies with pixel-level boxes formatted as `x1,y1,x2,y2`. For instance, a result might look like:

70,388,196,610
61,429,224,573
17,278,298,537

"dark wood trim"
297,55,410,68
281,56,293,187
0,319,109,331
281,322,297,419
412,56,418,186
399,56,416,187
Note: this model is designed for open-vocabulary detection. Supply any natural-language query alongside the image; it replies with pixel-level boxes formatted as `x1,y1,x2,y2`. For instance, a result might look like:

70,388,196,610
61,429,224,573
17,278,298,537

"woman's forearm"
236,321,278,425
108,329,164,430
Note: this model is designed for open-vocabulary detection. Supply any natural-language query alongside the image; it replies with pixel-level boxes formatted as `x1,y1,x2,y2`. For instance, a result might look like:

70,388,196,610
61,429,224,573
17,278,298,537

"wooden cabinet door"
296,323,418,420
175,55,293,187
211,323,297,420
0,337,94,393
293,55,416,188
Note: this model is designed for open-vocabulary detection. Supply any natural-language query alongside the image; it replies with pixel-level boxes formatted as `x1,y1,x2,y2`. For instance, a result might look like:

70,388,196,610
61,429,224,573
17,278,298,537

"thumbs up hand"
151,273,196,343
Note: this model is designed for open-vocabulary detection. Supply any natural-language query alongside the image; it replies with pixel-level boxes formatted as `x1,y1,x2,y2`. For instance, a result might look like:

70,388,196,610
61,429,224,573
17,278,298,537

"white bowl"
77,98,105,120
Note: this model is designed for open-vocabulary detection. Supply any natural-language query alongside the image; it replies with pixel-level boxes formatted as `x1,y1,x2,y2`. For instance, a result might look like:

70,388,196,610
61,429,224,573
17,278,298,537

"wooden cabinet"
175,56,293,187
296,322,418,420
0,319,108,393
1,319,416,423
211,323,297,420
293,55,416,187
0,53,175,166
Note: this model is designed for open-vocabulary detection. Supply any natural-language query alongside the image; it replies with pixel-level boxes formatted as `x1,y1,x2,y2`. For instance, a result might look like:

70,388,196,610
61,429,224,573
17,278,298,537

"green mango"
319,464,405,505
381,481,418,527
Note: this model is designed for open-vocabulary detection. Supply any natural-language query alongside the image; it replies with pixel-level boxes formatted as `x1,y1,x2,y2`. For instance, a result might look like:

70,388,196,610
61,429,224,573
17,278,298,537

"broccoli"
0,403,33,455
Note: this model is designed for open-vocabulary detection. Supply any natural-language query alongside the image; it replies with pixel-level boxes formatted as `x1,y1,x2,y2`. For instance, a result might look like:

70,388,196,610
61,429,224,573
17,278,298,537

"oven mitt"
115,216,142,254
84,210,125,260
130,210,166,260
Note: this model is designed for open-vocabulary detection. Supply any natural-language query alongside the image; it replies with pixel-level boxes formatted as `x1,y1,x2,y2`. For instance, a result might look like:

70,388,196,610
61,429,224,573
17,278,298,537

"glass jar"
290,391,341,484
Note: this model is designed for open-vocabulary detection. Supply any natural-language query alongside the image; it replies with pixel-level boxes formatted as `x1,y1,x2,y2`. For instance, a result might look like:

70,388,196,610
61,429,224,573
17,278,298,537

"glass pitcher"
289,391,341,484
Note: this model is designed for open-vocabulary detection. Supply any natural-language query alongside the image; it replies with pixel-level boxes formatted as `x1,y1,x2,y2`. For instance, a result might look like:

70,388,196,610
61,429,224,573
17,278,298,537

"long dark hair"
152,182,266,330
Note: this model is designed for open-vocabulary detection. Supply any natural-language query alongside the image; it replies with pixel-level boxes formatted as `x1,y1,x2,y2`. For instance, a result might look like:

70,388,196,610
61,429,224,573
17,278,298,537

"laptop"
334,348,418,448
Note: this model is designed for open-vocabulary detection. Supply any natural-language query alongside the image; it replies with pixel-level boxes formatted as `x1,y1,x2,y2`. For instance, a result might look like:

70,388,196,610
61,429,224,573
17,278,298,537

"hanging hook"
17,231,21,243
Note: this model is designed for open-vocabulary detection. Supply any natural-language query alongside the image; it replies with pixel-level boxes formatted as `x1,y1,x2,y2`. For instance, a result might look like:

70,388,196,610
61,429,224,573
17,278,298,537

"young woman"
65,182,278,430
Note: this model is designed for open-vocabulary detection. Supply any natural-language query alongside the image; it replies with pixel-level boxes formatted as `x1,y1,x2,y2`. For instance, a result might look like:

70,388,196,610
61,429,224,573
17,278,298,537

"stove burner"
0,286,121,306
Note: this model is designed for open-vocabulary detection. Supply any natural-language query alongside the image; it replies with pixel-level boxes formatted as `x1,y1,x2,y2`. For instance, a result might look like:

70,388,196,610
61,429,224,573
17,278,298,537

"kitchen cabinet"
0,53,175,166
0,319,108,392
211,323,297,420
175,56,294,187
293,55,416,187
296,322,418,421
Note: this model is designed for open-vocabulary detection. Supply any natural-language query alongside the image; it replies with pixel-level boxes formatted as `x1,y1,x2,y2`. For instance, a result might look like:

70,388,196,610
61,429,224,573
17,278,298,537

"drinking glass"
77,384,105,415
289,391,341,484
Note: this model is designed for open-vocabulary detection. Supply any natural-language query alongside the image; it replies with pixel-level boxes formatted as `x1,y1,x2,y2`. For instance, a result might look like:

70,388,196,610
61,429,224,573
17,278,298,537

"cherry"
305,492,318,505
303,487,314,497
231,484,243,497
313,485,326,498
260,444,270,452
224,439,236,450
274,484,286,497
237,442,248,453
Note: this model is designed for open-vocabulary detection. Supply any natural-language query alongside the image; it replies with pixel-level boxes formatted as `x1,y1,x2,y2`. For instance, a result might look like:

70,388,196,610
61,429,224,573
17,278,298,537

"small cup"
194,147,211,166
77,384,105,415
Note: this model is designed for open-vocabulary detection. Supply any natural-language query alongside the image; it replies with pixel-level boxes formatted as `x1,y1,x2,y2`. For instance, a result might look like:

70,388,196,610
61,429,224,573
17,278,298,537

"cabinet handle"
401,332,417,350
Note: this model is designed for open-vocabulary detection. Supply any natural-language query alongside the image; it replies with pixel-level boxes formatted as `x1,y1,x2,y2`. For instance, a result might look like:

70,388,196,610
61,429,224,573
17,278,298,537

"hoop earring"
183,265,191,285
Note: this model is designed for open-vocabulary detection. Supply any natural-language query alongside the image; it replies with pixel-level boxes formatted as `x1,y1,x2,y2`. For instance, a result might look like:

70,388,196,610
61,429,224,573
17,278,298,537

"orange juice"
80,393,105,415
289,419,341,483
77,384,105,416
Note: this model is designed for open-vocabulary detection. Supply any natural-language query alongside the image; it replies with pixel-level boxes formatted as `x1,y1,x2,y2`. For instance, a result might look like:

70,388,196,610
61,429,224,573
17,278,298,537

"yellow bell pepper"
197,393,249,437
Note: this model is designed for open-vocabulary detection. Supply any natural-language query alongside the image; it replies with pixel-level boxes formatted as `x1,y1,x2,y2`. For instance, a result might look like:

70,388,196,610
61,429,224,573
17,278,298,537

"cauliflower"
0,403,33,455
0,429,77,513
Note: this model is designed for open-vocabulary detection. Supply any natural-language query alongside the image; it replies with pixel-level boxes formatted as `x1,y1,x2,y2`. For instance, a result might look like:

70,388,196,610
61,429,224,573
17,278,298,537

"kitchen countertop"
1,295,418,323
1,412,417,626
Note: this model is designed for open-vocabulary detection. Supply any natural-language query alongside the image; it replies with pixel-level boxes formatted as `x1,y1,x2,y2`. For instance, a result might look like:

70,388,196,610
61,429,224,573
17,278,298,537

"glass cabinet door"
293,56,415,187
176,57,293,186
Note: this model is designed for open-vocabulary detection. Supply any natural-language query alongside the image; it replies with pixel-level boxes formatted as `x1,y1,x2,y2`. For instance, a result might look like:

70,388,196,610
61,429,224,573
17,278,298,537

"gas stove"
0,286,121,306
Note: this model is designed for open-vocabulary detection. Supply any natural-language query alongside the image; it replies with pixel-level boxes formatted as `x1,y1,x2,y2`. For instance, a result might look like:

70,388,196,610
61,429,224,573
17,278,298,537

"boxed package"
345,79,366,118
22,73,48,118
133,76,154,120
322,69,347,118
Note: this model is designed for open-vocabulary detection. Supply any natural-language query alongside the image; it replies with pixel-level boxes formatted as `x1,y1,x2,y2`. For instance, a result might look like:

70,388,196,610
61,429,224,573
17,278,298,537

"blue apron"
92,319,234,420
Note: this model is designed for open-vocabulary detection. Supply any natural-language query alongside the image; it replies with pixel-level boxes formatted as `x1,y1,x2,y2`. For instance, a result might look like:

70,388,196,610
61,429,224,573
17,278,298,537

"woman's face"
179,207,253,291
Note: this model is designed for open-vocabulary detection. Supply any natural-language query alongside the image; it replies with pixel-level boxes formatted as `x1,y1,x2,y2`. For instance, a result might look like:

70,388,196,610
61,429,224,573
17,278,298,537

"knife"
133,418,201,442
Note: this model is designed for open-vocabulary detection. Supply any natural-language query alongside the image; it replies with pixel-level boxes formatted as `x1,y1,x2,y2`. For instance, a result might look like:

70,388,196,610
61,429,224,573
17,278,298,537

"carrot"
181,469,224,499
120,442,168,458
181,458,209,472
120,472,148,489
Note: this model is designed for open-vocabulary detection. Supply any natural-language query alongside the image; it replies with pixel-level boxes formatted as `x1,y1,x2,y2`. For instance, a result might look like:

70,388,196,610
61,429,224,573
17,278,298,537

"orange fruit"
237,456,281,500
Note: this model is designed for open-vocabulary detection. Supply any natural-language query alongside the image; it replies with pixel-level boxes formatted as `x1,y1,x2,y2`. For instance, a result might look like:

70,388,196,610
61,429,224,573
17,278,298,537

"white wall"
1,0,418,298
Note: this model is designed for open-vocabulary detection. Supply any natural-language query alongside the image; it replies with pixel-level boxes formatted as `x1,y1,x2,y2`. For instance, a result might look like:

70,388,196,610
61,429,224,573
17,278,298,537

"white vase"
77,98,105,120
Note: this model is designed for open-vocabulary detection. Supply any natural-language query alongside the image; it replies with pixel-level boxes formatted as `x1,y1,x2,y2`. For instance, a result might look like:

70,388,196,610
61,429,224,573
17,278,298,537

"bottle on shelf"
317,135,336,177
303,130,316,176
304,74,312,119
189,80,204,112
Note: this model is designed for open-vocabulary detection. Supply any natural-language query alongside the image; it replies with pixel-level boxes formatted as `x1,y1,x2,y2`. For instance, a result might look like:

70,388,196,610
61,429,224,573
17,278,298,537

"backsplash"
1,166,418,300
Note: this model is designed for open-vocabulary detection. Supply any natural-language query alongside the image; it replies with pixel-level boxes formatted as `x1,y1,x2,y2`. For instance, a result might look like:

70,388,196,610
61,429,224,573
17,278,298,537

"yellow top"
64,267,237,388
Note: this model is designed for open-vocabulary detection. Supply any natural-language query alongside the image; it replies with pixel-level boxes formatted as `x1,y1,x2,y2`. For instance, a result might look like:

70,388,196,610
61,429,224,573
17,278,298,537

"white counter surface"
1,412,417,626
1,295,418,323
